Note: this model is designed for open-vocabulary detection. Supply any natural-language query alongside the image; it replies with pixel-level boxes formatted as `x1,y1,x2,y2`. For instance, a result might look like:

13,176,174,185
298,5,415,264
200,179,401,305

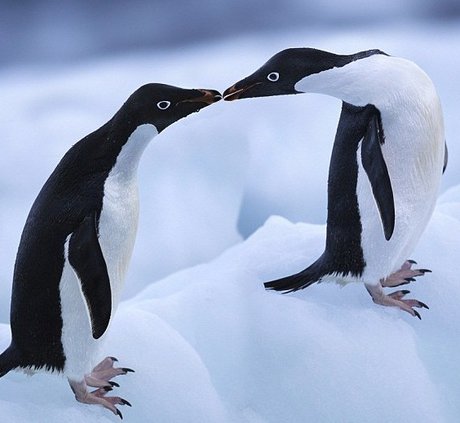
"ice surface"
0,21,460,422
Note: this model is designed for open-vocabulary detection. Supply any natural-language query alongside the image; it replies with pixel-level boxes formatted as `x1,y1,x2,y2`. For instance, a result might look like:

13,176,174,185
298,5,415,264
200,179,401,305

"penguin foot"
85,356,134,388
69,378,131,419
381,260,431,288
365,283,429,319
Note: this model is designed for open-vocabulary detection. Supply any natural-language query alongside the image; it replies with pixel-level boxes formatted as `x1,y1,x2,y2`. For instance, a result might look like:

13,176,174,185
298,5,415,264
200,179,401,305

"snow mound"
1,189,459,422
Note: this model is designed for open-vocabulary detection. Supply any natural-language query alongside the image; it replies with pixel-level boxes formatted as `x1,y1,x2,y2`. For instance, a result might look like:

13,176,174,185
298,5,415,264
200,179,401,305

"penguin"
0,83,221,417
223,48,446,318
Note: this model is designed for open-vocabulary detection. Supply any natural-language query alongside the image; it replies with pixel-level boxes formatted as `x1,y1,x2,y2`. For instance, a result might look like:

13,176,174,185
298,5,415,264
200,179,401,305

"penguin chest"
98,173,140,308
96,123,155,307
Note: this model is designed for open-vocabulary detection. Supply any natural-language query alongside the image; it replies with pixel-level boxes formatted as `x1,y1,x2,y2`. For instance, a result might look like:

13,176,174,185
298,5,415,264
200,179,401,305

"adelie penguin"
0,83,221,417
224,48,447,318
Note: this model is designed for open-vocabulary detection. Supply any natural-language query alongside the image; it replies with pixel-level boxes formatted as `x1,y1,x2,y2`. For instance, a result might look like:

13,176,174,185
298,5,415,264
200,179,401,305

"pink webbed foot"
365,283,429,319
381,260,431,288
69,378,131,419
85,356,134,389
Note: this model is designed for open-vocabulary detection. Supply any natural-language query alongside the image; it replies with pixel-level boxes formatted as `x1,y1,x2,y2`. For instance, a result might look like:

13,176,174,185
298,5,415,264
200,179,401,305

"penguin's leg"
85,356,134,388
381,260,432,288
68,377,131,419
365,282,429,319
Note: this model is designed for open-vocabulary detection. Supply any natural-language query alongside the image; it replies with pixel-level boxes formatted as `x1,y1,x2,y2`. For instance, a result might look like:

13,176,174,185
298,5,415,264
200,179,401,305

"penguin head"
120,83,222,133
223,48,387,101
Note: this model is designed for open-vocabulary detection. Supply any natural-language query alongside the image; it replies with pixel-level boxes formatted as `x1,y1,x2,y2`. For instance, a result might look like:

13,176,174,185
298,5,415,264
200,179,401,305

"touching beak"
223,82,261,101
183,89,222,105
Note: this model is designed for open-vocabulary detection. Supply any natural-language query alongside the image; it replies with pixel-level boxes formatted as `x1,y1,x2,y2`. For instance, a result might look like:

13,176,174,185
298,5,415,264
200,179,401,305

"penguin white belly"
98,175,140,311
98,122,156,309
59,123,155,380
60,180,139,380
357,105,444,283
59,257,100,380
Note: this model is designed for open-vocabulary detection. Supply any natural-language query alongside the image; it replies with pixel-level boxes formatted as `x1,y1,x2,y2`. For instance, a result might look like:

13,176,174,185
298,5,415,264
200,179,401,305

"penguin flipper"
68,213,112,340
361,112,395,241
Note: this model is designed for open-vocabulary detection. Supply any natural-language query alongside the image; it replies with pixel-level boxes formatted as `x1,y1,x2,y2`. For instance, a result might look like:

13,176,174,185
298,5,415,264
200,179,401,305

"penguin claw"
69,378,131,419
86,356,135,387
366,284,428,319
121,399,132,407
381,259,432,288
420,301,429,309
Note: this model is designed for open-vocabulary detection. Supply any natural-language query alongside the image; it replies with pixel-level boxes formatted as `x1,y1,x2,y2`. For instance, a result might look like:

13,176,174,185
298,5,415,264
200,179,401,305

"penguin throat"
113,123,157,177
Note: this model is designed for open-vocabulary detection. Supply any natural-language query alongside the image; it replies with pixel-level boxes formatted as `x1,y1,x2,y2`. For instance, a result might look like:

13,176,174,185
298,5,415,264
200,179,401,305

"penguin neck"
109,123,158,180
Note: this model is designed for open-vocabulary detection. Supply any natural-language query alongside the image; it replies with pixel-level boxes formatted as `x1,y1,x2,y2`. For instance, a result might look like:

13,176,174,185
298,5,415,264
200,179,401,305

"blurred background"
1,1,459,318
1,0,459,68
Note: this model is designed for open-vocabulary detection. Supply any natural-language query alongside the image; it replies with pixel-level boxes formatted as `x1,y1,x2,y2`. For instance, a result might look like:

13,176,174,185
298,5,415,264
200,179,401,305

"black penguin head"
120,83,222,133
223,48,387,101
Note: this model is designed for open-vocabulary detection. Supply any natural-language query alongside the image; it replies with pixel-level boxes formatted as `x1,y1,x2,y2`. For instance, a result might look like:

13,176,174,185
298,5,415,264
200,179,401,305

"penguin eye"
157,101,171,110
267,72,280,82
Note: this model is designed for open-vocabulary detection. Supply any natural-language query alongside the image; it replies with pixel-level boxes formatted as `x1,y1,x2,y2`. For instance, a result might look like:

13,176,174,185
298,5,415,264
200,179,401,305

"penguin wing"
360,112,395,241
68,212,112,339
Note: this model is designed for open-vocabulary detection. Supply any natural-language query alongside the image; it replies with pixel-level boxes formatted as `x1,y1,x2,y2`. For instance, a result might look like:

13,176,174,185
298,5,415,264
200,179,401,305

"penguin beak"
198,89,223,104
223,82,262,101
181,89,222,106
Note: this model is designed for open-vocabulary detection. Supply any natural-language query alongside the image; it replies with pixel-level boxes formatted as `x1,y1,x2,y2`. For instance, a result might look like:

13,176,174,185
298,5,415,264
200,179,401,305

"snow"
1,20,460,422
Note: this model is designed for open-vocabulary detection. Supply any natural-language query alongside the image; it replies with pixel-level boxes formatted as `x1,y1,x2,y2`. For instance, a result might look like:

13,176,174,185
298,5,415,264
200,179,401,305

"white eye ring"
157,100,171,110
267,72,279,82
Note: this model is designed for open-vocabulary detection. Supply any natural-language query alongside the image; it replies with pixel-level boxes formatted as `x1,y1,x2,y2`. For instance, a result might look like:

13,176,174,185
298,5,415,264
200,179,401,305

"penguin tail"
264,257,328,293
264,271,317,293
0,345,19,378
